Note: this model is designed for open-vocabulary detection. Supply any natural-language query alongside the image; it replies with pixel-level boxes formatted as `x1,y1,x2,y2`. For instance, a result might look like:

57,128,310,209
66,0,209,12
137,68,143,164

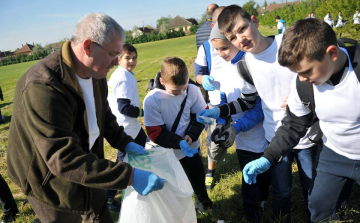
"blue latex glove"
196,108,220,124
125,142,148,154
132,168,165,196
179,140,198,157
243,157,271,185
201,75,215,91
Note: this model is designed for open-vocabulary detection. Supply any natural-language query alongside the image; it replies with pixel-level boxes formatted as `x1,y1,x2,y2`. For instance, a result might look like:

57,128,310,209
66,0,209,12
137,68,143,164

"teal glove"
132,168,165,196
179,140,198,157
202,75,215,91
243,157,271,184
196,108,220,124
125,142,147,154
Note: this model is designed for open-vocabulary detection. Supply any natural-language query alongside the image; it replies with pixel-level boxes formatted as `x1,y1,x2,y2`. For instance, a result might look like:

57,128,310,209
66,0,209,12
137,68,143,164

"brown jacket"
7,41,133,213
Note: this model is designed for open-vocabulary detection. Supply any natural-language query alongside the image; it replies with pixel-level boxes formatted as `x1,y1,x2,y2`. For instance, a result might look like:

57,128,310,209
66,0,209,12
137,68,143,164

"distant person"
106,43,148,212
0,86,3,123
311,12,316,18
0,174,19,223
7,13,164,223
196,3,219,50
144,57,213,213
306,13,311,19
353,9,360,24
324,12,334,27
275,15,286,34
335,11,344,28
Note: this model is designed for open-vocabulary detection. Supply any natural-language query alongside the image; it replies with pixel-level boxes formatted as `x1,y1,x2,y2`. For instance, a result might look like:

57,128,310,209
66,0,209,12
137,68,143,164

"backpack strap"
345,44,360,82
236,55,254,86
296,77,316,116
171,87,189,133
203,41,212,71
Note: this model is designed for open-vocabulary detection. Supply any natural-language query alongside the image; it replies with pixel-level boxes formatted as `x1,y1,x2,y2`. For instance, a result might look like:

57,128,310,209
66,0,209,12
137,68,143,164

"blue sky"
0,0,278,51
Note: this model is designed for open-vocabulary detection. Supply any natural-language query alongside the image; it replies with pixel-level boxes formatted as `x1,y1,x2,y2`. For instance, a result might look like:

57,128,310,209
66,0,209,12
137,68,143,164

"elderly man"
7,13,164,223
196,3,219,50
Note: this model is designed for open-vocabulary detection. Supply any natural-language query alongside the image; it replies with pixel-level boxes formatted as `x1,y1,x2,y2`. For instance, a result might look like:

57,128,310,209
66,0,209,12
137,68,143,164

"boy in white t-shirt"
107,43,147,211
275,15,286,34
353,9,360,24
244,18,360,222
209,22,270,222
144,57,213,213
197,5,320,222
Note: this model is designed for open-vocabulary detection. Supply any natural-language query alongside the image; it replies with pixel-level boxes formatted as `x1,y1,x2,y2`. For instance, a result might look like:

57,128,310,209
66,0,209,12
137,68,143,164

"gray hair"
71,13,125,45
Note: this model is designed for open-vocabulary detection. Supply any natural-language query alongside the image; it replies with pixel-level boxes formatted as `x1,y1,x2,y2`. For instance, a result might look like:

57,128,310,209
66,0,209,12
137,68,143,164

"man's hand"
243,157,271,184
132,168,165,196
196,108,220,124
125,142,148,154
217,126,237,148
201,75,215,91
179,140,198,157
184,135,193,145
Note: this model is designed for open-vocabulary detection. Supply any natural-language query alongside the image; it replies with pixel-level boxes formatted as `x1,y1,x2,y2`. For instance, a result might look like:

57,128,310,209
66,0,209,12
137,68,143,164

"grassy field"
0,27,359,223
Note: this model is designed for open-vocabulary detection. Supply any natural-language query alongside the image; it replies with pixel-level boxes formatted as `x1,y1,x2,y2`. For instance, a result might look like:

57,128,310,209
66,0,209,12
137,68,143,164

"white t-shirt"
76,75,100,151
244,34,318,149
277,21,286,33
195,40,229,106
108,66,141,139
220,63,268,153
143,84,206,160
354,13,360,24
287,48,360,160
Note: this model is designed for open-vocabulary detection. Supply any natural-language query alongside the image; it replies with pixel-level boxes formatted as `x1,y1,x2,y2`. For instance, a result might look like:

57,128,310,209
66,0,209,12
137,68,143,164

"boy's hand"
243,157,271,184
201,75,215,91
211,123,225,142
280,96,288,111
196,108,220,124
217,126,237,148
179,140,198,157
184,135,193,145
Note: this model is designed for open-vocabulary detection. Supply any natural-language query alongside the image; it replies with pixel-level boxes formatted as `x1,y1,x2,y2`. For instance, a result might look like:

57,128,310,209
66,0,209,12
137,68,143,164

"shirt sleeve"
189,85,207,113
115,81,133,101
143,92,165,127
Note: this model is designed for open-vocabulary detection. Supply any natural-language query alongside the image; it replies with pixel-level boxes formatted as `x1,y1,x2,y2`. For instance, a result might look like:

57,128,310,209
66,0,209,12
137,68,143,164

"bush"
124,30,185,45
190,25,199,34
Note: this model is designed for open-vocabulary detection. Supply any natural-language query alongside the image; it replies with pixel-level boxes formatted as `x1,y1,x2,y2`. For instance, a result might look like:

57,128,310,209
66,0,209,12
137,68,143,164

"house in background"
14,43,34,56
49,41,66,52
0,51,14,61
257,1,301,15
168,15,198,33
132,27,154,38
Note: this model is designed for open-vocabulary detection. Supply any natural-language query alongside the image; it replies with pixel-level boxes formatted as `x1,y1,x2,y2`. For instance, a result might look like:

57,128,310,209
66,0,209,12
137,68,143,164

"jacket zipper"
41,171,52,186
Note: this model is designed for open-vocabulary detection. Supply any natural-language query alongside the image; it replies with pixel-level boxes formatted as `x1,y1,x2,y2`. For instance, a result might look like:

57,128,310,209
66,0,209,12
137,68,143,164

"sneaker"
1,213,17,223
205,174,214,190
107,198,121,213
0,114,4,124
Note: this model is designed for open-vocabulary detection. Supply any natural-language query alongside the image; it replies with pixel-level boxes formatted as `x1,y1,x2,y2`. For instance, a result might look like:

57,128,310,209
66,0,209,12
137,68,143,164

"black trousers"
0,174,18,217
180,152,212,206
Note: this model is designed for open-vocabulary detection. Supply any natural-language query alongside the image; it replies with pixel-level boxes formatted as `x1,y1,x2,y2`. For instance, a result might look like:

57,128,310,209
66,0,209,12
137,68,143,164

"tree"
156,15,172,29
159,21,169,34
198,11,208,25
32,44,44,58
263,0,268,7
243,0,258,16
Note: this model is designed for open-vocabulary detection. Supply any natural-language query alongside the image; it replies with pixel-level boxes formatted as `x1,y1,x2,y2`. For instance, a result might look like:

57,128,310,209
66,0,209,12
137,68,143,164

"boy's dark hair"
278,18,337,68
161,57,188,86
275,15,281,20
218,4,251,35
119,43,137,58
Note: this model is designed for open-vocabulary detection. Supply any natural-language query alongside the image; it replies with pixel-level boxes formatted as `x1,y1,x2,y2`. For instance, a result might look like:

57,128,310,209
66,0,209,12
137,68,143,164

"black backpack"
146,71,198,91
236,38,360,119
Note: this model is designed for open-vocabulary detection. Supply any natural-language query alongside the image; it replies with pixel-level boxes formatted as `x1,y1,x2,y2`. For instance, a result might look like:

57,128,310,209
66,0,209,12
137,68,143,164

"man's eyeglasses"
92,42,121,60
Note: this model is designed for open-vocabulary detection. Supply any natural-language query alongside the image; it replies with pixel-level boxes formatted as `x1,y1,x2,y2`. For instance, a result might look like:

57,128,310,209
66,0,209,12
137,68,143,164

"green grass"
0,28,359,223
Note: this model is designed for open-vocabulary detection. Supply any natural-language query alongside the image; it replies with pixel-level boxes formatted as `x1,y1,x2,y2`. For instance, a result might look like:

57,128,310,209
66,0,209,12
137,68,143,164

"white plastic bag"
119,143,197,223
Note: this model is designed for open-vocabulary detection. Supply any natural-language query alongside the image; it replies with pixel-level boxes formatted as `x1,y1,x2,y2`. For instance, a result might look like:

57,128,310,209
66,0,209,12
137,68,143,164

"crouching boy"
144,57,213,213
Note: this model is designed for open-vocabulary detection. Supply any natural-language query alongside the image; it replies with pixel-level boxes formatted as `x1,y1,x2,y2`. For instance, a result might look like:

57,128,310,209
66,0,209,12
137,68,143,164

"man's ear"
326,45,339,62
251,15,259,28
83,39,92,56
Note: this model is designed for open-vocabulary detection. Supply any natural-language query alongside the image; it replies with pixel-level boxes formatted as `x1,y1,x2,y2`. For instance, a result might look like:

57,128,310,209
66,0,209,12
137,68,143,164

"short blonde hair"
161,57,188,86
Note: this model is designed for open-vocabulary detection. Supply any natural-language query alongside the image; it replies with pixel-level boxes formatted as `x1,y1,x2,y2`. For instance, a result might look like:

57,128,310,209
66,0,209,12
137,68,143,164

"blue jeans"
271,144,319,223
309,144,359,222
236,150,271,222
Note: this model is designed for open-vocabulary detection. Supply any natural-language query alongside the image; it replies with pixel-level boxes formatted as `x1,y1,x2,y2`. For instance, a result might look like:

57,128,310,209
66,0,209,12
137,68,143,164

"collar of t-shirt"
119,66,134,75
328,57,349,86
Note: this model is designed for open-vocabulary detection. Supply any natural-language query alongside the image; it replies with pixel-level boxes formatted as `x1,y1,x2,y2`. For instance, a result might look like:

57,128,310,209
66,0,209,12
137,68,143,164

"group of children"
106,4,359,223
